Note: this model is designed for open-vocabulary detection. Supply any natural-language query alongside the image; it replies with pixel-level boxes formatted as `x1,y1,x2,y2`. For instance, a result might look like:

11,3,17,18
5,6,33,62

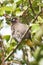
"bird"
11,17,31,43
4,14,31,43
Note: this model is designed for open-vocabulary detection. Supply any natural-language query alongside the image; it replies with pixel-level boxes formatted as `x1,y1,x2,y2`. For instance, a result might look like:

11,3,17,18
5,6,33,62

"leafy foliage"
0,0,43,65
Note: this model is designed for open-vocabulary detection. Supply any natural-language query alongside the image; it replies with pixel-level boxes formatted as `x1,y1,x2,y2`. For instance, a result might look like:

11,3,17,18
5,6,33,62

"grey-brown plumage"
11,18,30,43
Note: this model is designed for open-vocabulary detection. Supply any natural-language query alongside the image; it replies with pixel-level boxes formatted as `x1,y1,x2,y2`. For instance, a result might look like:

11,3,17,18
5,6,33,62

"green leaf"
3,35,10,42
16,11,24,16
0,6,15,15
6,46,13,53
31,24,40,34
38,16,43,23
10,39,17,46
33,47,41,60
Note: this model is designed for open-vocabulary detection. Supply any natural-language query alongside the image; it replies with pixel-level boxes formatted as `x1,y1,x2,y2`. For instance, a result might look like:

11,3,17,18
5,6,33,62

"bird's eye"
11,18,17,23
11,18,15,22
13,19,15,22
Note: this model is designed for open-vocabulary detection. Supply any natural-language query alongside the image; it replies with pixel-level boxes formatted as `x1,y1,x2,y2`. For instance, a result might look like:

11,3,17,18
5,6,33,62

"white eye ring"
13,19,15,21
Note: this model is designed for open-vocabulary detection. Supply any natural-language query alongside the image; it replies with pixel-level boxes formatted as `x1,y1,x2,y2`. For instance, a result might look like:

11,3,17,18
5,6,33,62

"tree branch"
32,11,42,23
0,35,5,65
28,0,36,16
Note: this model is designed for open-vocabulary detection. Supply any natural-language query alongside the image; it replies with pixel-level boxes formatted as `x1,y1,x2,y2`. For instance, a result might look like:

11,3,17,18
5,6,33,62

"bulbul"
11,17,31,43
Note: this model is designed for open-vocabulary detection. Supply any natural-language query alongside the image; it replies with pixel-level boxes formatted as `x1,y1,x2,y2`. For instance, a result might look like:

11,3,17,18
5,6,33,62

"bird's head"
11,17,18,24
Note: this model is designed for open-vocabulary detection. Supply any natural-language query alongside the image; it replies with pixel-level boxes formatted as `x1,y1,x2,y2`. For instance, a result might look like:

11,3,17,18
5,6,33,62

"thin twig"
32,11,42,23
0,35,5,65
22,47,30,65
6,60,22,65
22,48,25,61
28,0,36,16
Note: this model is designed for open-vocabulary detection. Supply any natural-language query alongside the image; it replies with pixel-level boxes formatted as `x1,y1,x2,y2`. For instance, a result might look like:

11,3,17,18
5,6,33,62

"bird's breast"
11,23,29,42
